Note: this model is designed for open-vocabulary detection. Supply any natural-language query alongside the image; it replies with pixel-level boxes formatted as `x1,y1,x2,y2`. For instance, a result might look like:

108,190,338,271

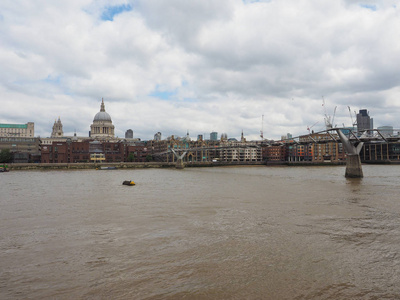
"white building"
0,122,34,137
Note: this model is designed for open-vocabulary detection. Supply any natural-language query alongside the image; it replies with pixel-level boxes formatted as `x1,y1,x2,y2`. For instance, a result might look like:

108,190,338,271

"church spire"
100,98,105,112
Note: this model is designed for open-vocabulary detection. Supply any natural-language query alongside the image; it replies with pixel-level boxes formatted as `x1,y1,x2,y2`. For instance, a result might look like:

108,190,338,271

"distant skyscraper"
210,132,218,141
356,109,373,131
281,133,292,141
154,132,162,141
125,129,133,139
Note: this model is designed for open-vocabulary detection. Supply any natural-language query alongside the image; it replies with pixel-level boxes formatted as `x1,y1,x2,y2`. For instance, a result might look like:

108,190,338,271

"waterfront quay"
7,161,267,171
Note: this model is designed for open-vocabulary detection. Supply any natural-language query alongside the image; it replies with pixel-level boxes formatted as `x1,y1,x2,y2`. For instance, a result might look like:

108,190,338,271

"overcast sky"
1,0,400,140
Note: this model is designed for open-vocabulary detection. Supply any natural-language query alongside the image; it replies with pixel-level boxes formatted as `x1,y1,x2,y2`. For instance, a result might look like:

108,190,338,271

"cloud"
1,0,400,141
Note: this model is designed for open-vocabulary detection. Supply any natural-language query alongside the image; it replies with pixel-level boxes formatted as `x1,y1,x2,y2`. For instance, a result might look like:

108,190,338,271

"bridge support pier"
335,129,364,178
345,154,363,178
171,149,187,169
175,158,185,169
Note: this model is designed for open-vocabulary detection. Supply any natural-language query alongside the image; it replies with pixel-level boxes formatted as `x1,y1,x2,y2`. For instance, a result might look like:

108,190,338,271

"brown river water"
1,165,400,299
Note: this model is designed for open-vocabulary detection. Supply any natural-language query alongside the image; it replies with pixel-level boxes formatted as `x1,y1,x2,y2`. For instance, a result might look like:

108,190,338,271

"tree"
146,154,153,162
127,153,135,162
0,149,13,163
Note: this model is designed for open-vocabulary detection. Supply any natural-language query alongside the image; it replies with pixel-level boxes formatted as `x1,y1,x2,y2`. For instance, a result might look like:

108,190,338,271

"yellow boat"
122,180,135,186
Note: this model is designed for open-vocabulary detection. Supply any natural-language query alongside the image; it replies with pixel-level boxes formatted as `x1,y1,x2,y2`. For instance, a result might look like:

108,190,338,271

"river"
1,165,400,299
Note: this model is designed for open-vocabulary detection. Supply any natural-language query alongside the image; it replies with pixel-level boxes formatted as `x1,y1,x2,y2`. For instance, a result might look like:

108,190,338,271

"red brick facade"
41,140,149,163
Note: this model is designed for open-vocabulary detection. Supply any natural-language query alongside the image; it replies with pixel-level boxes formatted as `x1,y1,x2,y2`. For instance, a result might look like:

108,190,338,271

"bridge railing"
275,128,400,145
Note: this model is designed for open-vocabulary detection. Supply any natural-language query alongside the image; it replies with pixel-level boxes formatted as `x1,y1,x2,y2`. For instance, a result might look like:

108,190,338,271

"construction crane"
322,97,337,129
260,114,264,140
331,106,337,128
347,106,357,129
307,121,319,133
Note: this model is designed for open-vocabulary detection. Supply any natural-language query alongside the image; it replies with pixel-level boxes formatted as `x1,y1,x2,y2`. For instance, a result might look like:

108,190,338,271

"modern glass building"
210,132,218,141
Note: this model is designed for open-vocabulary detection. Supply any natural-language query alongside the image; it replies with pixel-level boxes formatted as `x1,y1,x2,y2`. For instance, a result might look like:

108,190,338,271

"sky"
1,0,400,141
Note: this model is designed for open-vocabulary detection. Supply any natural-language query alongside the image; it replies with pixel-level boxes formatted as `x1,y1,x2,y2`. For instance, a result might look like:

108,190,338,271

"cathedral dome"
93,99,112,122
90,98,115,139
93,111,112,122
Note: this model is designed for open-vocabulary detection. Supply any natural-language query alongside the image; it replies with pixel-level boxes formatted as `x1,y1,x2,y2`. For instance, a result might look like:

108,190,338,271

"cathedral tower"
51,117,63,137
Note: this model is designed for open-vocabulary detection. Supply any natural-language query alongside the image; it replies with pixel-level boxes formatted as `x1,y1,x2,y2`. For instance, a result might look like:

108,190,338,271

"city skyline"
1,103,391,142
1,1,400,140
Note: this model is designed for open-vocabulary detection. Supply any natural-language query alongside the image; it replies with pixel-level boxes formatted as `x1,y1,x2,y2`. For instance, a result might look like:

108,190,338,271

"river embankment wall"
8,162,174,170
5,160,356,171
7,161,268,170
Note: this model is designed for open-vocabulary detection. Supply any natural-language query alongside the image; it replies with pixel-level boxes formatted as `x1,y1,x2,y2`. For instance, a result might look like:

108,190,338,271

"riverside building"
0,122,34,137
0,122,40,162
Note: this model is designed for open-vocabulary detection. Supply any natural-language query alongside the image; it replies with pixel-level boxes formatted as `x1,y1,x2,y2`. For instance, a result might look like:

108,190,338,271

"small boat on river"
122,180,135,186
99,166,117,170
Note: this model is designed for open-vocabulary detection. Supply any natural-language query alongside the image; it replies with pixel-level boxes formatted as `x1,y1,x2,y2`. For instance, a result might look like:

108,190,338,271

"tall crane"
322,97,337,129
348,106,357,129
260,114,264,140
307,121,319,133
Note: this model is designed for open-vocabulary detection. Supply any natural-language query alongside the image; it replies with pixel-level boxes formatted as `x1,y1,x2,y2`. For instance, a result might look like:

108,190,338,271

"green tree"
127,153,135,162
0,149,13,163
146,154,153,162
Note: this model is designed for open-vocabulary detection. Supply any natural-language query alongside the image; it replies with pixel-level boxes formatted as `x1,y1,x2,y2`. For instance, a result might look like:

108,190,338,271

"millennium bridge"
164,128,399,178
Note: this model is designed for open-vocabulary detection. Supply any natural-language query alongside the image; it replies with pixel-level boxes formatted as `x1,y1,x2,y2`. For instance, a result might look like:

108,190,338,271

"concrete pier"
175,159,184,169
335,129,364,178
345,154,363,178
171,149,187,169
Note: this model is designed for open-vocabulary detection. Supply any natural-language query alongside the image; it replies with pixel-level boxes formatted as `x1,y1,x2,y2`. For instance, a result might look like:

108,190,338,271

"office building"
357,109,373,131
125,129,133,139
377,126,394,137
210,132,218,141
154,132,162,141
0,122,34,137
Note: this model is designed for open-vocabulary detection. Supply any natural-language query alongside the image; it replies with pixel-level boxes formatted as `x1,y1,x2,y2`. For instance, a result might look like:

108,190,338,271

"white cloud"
1,0,400,141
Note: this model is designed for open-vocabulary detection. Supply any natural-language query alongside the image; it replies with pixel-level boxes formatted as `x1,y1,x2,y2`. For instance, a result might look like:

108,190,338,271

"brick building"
265,145,286,161
40,139,150,163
